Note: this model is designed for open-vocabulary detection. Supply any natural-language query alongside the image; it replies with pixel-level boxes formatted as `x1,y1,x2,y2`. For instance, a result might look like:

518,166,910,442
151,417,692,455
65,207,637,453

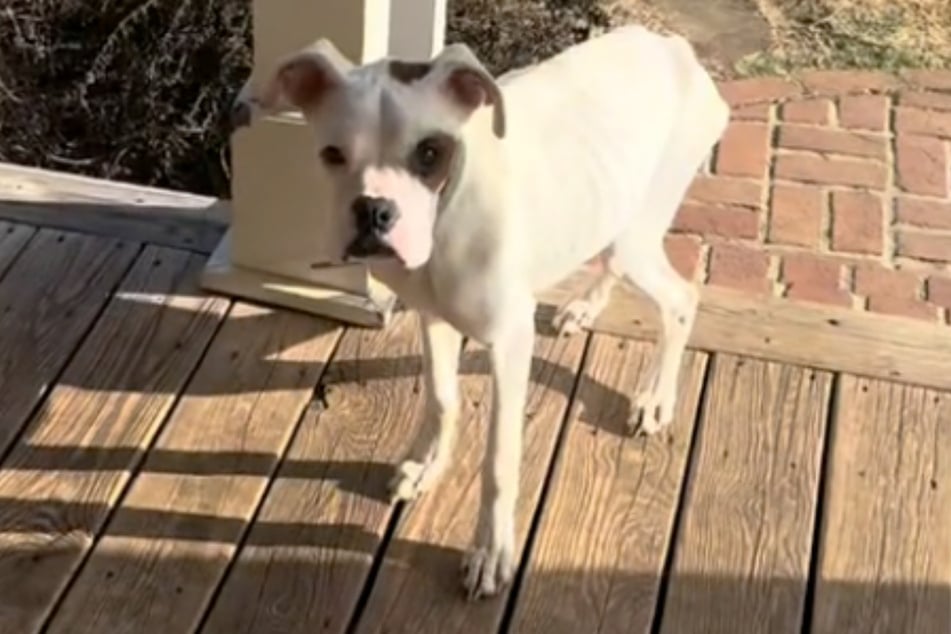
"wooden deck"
0,164,948,633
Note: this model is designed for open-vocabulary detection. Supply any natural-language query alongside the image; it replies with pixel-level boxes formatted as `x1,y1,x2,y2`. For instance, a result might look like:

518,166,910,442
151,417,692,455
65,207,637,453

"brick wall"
666,69,951,324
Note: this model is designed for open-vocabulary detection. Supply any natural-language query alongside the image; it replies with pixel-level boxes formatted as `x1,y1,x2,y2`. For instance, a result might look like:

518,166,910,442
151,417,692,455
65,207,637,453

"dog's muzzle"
344,195,400,259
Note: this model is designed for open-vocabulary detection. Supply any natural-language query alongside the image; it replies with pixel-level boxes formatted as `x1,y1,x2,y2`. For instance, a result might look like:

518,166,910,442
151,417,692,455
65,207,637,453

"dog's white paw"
628,388,675,436
460,539,515,600
552,299,599,336
387,459,442,502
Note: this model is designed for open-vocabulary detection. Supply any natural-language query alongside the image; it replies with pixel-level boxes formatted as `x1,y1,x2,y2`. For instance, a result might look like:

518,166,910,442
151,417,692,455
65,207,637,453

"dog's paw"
552,299,599,336
628,389,675,436
387,459,441,502
460,540,515,600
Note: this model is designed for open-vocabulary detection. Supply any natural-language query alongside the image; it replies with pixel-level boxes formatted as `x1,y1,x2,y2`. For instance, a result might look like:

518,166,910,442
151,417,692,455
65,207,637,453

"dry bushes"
0,0,252,196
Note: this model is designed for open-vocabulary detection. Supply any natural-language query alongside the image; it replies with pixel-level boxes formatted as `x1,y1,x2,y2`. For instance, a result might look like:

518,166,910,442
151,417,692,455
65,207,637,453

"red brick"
664,233,702,280
900,91,951,112
731,103,770,121
896,231,951,263
838,95,890,131
777,124,886,159
896,197,951,230
926,275,951,308
780,253,851,306
767,184,824,247
715,122,770,177
854,264,936,320
707,243,771,294
774,153,887,189
895,135,949,196
901,69,951,92
799,70,901,95
718,77,800,107
686,175,763,207
895,107,951,139
782,98,833,124
830,191,884,255
673,202,759,239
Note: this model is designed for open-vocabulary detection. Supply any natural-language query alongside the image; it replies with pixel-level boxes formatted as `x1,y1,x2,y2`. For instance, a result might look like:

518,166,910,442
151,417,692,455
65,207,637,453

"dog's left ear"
394,43,506,138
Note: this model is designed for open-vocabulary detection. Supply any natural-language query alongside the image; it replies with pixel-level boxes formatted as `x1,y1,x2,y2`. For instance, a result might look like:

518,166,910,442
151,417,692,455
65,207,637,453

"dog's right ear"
389,43,506,139
231,38,353,129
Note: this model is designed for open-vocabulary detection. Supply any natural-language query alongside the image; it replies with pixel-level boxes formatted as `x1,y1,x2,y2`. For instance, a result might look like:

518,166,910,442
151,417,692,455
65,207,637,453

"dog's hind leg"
609,242,698,435
551,251,619,336
612,66,727,435
389,312,463,501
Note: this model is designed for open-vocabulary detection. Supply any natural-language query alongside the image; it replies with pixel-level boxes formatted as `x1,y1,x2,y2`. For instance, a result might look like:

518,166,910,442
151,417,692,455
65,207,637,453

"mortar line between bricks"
698,242,712,284
883,92,900,269
760,103,778,245
765,103,784,297
818,187,833,254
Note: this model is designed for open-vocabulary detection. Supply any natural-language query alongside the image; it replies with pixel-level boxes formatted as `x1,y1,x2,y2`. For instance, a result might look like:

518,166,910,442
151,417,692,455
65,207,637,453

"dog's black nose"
352,196,399,234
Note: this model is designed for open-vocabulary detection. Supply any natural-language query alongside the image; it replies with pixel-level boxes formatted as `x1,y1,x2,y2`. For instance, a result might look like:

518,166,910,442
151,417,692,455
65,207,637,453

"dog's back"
494,26,729,291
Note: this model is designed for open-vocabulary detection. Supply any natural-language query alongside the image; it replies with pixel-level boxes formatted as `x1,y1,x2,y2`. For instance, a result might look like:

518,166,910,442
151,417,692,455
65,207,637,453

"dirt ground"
456,0,951,80
0,0,948,197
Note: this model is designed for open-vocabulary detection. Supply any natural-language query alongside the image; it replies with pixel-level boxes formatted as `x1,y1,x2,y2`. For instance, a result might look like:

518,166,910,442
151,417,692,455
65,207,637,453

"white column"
389,0,447,59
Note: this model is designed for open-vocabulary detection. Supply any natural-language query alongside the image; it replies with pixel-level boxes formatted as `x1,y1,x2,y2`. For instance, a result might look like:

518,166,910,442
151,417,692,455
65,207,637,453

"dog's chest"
422,257,517,342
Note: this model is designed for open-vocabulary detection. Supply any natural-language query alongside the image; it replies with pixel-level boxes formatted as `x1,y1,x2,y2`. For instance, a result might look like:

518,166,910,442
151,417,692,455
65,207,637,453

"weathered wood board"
510,337,708,634
0,246,229,633
201,311,428,634
810,376,951,634
659,355,833,634
43,303,342,633
354,330,588,633
0,229,140,456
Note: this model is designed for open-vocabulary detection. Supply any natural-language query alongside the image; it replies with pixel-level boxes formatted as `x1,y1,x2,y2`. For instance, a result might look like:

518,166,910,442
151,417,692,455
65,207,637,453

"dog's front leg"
389,311,462,502
462,307,535,599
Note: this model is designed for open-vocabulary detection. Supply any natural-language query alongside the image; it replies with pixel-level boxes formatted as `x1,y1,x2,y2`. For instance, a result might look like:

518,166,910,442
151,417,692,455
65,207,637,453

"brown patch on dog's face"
388,60,432,84
405,131,457,192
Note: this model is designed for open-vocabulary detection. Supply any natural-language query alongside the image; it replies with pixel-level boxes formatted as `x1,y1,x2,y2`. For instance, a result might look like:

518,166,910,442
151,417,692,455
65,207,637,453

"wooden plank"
0,246,229,633
354,328,588,633
43,302,343,633
0,161,225,214
811,376,951,634
659,355,833,634
0,228,140,456
510,337,709,634
0,201,226,254
0,221,35,280
201,311,428,634
538,270,951,393
0,162,228,254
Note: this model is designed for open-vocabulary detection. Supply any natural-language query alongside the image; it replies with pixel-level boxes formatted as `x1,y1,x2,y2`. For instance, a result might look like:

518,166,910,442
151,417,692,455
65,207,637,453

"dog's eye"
320,145,346,167
413,138,442,174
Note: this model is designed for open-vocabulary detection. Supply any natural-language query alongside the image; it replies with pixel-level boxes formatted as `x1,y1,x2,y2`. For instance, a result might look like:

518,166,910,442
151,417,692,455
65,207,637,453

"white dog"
232,25,729,599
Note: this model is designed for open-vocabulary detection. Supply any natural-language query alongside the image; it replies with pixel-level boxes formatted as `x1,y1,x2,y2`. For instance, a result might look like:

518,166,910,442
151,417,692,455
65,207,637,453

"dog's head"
232,39,506,270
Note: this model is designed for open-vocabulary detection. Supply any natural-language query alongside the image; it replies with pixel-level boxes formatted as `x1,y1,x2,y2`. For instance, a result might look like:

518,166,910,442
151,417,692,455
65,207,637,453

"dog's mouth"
341,234,402,265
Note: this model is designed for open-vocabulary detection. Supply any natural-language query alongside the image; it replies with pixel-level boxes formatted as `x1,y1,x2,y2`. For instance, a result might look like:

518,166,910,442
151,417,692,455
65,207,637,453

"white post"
389,0,447,59
202,0,447,326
